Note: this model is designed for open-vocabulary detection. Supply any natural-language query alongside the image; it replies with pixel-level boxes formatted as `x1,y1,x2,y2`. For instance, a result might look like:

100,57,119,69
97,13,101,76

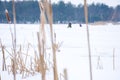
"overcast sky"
51,0,120,7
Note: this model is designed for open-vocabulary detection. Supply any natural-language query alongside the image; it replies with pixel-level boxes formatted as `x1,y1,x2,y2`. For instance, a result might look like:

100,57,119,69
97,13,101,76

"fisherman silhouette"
68,22,72,28
80,23,82,27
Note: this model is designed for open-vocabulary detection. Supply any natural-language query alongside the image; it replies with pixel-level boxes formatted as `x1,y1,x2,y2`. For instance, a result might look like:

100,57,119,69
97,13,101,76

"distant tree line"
0,1,120,23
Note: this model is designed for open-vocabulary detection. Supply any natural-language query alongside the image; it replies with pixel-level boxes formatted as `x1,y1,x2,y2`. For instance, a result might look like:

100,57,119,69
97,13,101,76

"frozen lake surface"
0,23,120,80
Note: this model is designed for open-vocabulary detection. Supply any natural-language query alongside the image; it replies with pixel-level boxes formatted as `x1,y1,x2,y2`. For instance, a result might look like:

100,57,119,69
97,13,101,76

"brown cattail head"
5,9,11,23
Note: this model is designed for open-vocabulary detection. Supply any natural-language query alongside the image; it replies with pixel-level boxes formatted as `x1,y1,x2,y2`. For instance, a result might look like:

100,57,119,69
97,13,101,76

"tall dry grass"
44,1,58,80
1,0,60,80
12,0,17,80
4,1,17,80
97,56,103,69
38,0,58,80
84,0,93,80
113,48,115,70
37,32,47,80
0,39,7,71
64,69,68,80
59,69,68,80
38,1,47,80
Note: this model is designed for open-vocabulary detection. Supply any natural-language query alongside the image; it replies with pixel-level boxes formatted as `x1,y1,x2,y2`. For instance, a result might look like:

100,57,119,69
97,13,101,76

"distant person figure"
80,23,82,27
68,22,72,28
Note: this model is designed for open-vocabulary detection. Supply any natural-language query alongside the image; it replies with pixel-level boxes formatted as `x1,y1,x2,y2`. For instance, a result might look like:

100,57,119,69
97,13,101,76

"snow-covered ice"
0,23,120,80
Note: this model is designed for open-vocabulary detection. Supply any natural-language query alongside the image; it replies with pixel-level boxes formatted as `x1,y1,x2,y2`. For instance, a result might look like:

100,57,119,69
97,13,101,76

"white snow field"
0,23,120,80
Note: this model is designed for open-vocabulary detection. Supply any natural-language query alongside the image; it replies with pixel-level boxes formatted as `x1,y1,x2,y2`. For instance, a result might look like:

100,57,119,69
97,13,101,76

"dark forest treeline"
0,1,120,23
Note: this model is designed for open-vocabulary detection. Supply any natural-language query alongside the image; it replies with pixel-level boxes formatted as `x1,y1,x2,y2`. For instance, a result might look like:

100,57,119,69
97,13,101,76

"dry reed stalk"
5,8,14,55
39,1,46,47
34,48,42,73
16,46,26,78
22,44,35,78
30,57,35,76
46,1,58,80
97,56,103,69
34,51,38,71
24,44,30,66
38,1,58,80
84,0,93,80
4,3,17,80
53,33,62,52
0,39,7,71
113,48,115,70
44,1,58,80
1,43,7,71
37,31,46,80
2,46,6,71
12,0,17,80
64,69,68,80
38,1,48,80
15,44,34,78
40,53,46,80
11,58,15,75
52,33,58,80
17,45,23,74
34,56,41,72
37,33,42,74
39,0,46,62
12,0,17,51
37,32,41,59
59,69,68,80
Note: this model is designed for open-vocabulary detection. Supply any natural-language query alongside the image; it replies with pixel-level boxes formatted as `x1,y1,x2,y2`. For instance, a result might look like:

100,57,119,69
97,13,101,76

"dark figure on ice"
80,23,82,27
68,22,72,28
